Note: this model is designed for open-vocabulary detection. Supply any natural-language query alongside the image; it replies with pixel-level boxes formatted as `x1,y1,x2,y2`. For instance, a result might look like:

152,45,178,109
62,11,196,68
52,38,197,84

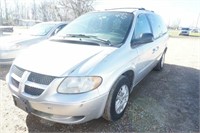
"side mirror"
54,28,60,35
51,28,60,37
141,33,154,43
131,33,154,46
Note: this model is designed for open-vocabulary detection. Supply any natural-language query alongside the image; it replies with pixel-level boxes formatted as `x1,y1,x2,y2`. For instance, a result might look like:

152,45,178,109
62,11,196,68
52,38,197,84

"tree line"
0,0,94,25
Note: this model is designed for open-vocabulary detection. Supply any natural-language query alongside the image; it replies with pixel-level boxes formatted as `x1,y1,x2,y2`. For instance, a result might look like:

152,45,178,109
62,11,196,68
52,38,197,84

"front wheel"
103,75,130,121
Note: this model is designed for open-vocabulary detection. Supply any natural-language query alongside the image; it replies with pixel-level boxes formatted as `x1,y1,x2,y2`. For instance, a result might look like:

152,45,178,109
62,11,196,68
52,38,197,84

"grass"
190,32,200,37
168,29,200,37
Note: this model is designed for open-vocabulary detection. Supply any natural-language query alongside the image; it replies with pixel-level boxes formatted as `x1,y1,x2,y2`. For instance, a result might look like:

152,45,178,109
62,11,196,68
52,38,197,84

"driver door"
131,14,156,84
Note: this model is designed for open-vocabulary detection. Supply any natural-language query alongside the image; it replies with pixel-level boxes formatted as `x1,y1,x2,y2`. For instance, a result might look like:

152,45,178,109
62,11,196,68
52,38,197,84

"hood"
0,35,44,50
13,41,117,76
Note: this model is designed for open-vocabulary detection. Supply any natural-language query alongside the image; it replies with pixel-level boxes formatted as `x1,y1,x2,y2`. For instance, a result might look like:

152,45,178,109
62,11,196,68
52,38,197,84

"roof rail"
105,7,146,11
105,7,155,13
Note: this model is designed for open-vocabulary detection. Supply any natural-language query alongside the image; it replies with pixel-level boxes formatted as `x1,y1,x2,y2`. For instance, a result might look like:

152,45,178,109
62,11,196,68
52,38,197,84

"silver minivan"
6,8,168,124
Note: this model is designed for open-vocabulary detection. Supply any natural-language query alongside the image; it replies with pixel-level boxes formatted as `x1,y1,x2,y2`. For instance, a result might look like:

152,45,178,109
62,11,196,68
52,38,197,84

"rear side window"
147,14,167,39
133,14,151,40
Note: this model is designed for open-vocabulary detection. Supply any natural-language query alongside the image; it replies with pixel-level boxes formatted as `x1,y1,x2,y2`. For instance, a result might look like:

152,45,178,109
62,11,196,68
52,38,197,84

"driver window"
132,14,151,40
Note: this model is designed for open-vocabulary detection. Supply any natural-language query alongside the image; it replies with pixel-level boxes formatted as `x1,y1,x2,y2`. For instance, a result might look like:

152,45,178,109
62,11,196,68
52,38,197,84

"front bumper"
12,92,108,124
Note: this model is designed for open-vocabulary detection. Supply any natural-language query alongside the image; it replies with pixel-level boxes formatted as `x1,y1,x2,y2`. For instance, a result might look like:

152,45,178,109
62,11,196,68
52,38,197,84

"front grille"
10,65,56,96
12,65,24,77
24,85,44,96
28,72,56,85
11,77,19,88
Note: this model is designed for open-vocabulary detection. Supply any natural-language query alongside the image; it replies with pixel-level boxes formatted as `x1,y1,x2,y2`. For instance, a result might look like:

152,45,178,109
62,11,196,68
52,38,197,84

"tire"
154,52,166,71
103,75,130,121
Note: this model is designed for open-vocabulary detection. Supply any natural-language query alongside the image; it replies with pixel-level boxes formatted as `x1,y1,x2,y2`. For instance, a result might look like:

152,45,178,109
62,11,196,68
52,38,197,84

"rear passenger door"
131,14,157,84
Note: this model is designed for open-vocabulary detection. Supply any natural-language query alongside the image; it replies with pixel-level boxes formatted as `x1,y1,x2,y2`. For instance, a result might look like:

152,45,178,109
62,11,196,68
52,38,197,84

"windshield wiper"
64,34,112,46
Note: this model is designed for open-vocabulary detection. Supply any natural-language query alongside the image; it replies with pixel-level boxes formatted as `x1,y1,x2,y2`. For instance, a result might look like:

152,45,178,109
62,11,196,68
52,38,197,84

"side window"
147,14,167,39
132,14,151,40
158,16,168,34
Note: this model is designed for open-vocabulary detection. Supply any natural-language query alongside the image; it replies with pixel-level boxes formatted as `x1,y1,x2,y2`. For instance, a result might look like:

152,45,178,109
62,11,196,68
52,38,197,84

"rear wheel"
154,52,165,71
103,75,130,121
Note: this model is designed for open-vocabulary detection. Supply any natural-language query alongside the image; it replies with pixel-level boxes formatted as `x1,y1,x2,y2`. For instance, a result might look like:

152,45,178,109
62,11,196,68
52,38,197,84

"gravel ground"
0,37,199,132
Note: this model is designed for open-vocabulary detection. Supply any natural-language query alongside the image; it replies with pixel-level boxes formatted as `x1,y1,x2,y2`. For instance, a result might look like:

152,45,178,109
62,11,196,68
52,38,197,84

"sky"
1,0,200,28
94,0,200,28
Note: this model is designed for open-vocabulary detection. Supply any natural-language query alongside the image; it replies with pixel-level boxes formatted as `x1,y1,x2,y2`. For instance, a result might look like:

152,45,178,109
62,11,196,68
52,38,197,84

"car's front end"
6,39,119,123
179,28,190,36
7,64,109,123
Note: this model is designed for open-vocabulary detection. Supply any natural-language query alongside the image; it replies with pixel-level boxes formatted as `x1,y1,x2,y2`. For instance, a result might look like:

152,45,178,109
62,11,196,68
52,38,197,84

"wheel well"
122,70,134,87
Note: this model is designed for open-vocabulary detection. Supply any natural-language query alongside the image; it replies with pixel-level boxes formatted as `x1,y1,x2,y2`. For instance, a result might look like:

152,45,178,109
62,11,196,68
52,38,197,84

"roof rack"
105,7,154,13
105,7,146,11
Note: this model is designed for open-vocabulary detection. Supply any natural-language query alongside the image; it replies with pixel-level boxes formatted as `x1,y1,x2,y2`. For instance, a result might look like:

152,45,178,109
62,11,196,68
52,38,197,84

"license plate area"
13,96,31,113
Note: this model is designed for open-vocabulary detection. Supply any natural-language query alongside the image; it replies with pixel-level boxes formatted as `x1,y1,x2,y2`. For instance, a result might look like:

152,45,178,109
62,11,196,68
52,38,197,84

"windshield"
28,23,56,36
56,12,134,47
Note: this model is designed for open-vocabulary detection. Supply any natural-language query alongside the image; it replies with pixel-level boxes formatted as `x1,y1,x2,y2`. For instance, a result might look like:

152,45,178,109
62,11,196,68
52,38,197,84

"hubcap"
115,85,129,114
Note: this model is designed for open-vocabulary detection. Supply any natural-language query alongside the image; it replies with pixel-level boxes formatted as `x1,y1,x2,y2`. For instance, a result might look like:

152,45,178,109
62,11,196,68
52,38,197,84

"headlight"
57,76,102,94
